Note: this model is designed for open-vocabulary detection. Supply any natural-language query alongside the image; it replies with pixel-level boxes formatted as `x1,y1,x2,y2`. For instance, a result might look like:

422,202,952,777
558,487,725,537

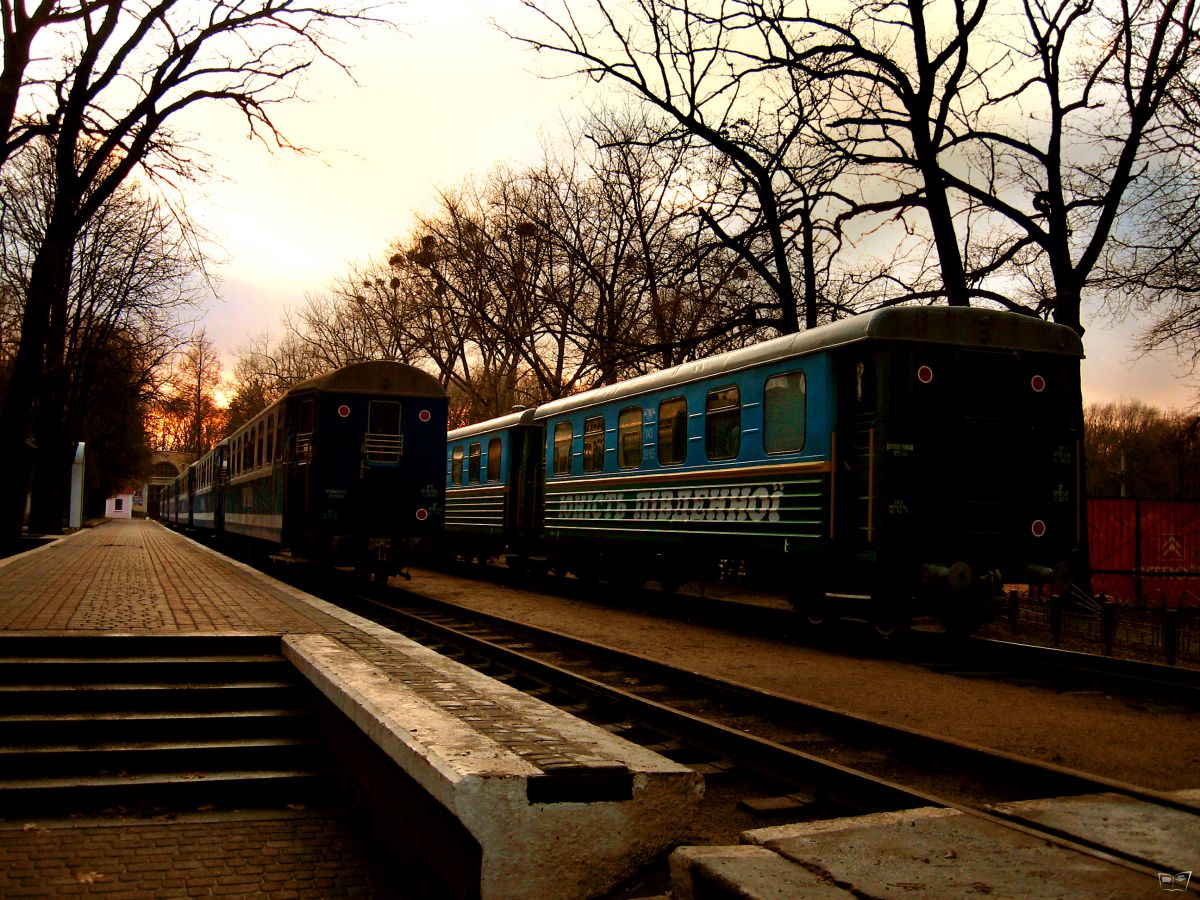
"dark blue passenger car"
169,360,448,578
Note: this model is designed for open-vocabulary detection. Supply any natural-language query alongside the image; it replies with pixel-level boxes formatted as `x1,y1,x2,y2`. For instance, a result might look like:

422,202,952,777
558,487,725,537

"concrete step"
0,634,283,658
0,736,329,779
0,635,334,817
0,655,294,685
0,681,307,714
0,769,336,817
0,707,316,744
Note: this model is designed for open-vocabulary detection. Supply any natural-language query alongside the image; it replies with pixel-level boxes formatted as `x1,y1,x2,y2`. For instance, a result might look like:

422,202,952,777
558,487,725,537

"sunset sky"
183,0,1196,411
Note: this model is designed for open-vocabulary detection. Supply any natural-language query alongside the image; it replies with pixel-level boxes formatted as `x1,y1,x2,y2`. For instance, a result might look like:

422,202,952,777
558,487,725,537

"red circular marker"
1031,519,1047,538
917,365,934,384
337,404,351,418
415,508,429,521
1030,374,1046,393
419,409,431,423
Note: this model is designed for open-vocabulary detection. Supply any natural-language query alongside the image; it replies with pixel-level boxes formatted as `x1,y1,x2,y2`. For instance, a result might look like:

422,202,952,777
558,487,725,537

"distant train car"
446,306,1086,634
445,408,544,565
167,360,449,579
191,441,226,534
163,467,191,529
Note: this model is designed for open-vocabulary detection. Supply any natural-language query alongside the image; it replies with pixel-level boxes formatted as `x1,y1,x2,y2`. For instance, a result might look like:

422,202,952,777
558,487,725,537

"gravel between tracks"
403,568,1199,794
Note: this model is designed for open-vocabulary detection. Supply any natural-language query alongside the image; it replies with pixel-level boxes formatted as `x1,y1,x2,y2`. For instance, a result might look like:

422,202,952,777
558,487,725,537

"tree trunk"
27,360,71,534
0,212,75,543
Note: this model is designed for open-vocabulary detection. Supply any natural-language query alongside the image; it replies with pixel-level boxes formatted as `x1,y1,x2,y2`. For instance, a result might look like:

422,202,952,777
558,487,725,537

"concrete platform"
0,520,701,898
671,791,1200,898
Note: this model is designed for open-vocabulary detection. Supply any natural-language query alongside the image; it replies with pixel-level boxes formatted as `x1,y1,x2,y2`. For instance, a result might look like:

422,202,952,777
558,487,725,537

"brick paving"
0,520,409,897
0,520,321,633
0,811,402,898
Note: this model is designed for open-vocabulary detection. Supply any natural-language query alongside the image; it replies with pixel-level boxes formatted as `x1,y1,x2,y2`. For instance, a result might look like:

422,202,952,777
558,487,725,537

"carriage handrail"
363,432,403,463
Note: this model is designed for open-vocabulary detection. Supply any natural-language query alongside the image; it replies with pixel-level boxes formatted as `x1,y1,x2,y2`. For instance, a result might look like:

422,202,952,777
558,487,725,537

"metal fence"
994,589,1200,665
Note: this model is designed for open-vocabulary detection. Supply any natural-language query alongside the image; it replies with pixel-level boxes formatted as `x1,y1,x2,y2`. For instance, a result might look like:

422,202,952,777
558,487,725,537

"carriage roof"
288,360,445,399
533,306,1083,421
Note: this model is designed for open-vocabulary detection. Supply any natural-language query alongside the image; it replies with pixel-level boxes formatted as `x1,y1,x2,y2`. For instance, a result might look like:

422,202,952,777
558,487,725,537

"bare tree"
0,0,388,540
504,0,854,334
150,331,226,453
223,331,322,433
1086,400,1200,497
508,0,1200,345
1,135,196,529
0,0,106,167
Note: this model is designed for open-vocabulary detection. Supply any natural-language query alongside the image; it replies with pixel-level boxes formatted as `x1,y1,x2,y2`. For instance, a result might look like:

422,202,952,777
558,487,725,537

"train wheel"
658,575,682,595
940,572,999,637
789,590,832,628
869,603,910,640
940,597,990,638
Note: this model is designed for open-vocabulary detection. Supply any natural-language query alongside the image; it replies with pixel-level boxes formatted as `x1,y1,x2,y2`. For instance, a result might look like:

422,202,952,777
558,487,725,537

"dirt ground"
402,568,1200,794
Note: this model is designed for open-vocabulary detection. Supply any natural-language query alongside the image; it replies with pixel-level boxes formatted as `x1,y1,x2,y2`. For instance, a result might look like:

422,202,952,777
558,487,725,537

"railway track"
315,577,1199,891
423,560,1200,709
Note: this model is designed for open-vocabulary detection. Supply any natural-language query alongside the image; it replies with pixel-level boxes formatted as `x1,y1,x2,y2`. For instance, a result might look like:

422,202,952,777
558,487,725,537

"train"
163,360,449,579
444,306,1087,635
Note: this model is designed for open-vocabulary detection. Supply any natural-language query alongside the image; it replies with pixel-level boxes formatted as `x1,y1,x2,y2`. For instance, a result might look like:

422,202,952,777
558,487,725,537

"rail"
336,585,1199,887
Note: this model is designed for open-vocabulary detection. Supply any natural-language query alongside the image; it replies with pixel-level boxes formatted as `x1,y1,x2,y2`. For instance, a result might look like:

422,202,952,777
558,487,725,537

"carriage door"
835,353,879,563
360,400,403,527
508,425,546,547
285,397,316,543
950,350,1019,546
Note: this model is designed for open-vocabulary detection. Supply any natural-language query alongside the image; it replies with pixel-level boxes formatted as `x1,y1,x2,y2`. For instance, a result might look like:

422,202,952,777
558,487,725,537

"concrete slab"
285,632,703,900
993,789,1200,877
739,805,1164,898
669,845,851,899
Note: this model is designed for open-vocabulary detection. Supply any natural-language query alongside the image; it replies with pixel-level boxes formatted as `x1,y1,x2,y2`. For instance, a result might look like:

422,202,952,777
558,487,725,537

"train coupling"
1023,562,1072,589
921,561,973,592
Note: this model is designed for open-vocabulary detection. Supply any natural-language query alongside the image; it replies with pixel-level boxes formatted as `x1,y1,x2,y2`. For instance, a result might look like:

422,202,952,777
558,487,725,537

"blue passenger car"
445,306,1086,634
446,408,544,564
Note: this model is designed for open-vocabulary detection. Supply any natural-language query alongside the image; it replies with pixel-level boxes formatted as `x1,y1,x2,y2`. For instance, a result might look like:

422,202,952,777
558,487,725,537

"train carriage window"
366,401,403,463
706,386,741,461
468,442,482,484
296,399,315,459
451,446,464,484
618,407,643,469
254,422,262,469
582,416,605,474
658,397,688,466
369,400,401,435
265,416,274,464
764,372,807,453
487,438,502,482
553,421,573,475
959,350,1016,418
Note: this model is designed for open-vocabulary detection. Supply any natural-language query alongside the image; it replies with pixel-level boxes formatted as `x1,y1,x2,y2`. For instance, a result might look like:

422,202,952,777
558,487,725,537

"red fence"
1088,498,1200,608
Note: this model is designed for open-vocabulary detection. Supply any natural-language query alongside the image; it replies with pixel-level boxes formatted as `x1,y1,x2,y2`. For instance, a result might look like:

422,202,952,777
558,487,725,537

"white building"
105,490,135,519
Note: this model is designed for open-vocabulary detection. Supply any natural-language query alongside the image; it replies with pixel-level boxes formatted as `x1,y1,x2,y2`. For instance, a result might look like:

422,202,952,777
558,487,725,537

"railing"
363,432,403,464
995,587,1200,666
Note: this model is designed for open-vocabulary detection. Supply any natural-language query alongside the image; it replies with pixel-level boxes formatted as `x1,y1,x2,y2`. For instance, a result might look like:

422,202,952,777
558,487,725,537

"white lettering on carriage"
558,483,784,523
